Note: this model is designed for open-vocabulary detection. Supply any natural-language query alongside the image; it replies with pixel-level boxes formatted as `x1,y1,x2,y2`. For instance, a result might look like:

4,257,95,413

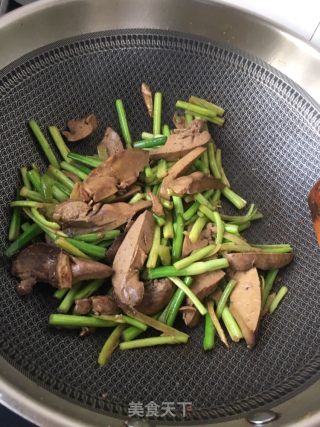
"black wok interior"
0,31,320,423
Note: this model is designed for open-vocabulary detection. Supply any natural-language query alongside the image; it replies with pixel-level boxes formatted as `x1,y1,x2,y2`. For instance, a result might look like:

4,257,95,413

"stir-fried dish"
5,85,294,365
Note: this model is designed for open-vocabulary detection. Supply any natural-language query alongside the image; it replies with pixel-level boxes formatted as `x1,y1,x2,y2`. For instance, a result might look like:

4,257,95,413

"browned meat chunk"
135,279,174,315
74,298,92,315
149,120,211,161
80,149,149,203
70,257,113,282
164,146,207,179
182,234,208,258
180,306,201,328
112,211,155,307
12,243,113,295
225,252,293,271
186,270,226,304
105,149,149,189
230,268,261,349
53,200,151,234
168,171,224,195
74,295,119,315
147,192,164,217
69,182,84,201
53,200,92,224
174,119,205,134
81,172,118,203
12,243,60,295
159,146,206,199
181,270,225,327
98,127,124,158
141,83,153,117
91,295,120,315
182,223,215,257
55,252,72,289
63,114,97,142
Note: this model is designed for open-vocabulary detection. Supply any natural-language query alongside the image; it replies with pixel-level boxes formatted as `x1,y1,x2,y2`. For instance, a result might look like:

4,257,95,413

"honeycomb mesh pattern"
0,31,320,423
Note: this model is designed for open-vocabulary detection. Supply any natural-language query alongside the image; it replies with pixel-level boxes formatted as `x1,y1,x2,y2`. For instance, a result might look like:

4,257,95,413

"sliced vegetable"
203,311,215,350
29,119,60,168
269,286,288,314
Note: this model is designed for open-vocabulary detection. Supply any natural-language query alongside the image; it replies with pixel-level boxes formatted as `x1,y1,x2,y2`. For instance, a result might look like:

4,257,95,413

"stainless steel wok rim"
0,0,319,103
1,29,319,134
1,1,320,426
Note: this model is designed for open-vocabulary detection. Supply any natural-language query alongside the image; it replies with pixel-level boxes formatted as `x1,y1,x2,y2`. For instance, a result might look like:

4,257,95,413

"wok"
0,1,320,426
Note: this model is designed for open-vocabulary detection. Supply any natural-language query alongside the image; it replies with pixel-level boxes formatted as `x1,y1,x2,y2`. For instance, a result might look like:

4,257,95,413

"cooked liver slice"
181,270,225,327
74,295,120,315
12,243,113,295
230,267,261,349
141,82,153,117
91,295,120,315
159,146,206,199
135,279,174,315
53,200,151,234
63,114,98,142
53,200,92,223
168,171,224,195
55,252,72,289
70,257,113,282
112,211,155,307
225,252,293,271
73,298,92,315
99,127,124,157
186,270,226,304
182,223,215,257
149,120,211,161
147,192,164,217
80,149,149,203
180,306,201,328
